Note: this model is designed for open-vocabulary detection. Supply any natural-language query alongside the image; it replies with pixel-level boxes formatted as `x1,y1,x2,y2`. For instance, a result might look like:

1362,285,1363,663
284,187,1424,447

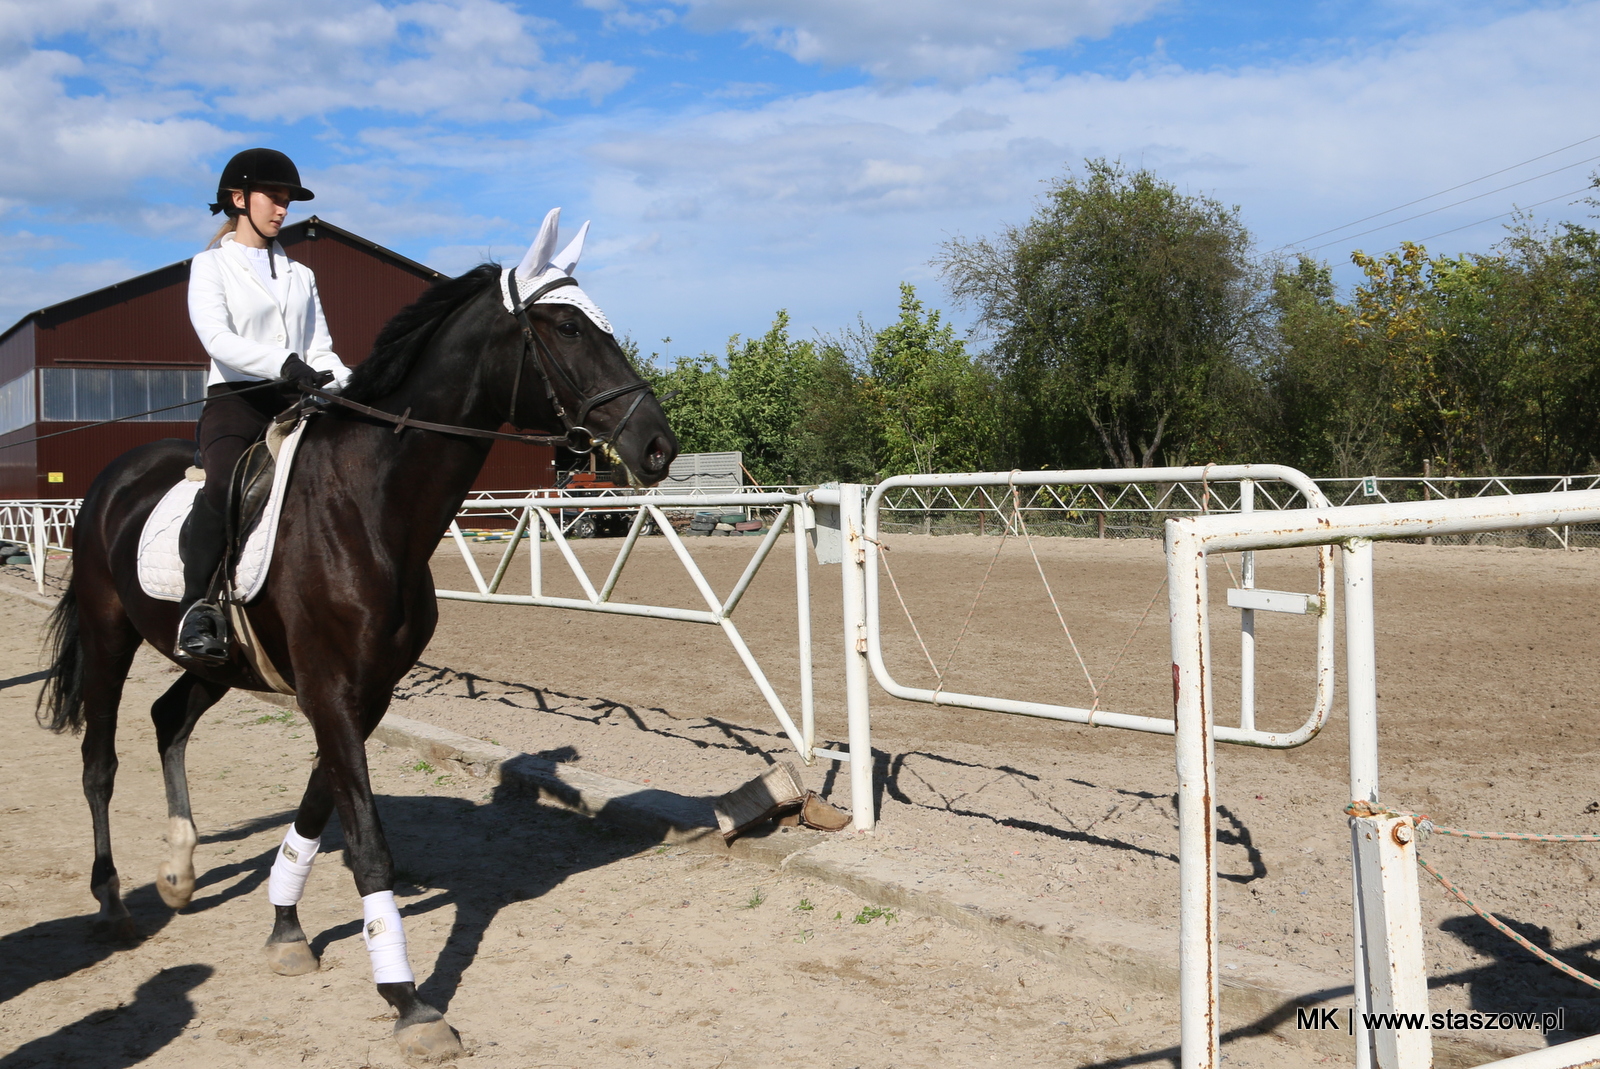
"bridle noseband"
504,273,655,455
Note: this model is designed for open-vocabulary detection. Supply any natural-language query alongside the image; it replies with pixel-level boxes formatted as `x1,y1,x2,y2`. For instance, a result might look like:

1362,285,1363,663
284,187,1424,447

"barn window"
0,371,35,435
39,368,206,422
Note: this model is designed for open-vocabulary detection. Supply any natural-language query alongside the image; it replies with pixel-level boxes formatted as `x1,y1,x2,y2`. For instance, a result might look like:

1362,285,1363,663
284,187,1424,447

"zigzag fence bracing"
874,475,1312,539
0,499,80,594
438,489,850,794
1315,475,1600,548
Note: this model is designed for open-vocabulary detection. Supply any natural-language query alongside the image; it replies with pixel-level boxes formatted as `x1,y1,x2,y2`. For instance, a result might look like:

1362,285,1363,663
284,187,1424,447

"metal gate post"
31,506,46,595
840,484,875,831
1239,479,1256,731
1345,538,1429,1069
1167,520,1219,1069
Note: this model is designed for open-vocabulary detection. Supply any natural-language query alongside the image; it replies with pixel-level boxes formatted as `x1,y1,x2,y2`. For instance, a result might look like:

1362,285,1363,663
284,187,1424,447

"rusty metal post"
840,483,875,831
1346,537,1379,1068
1353,813,1430,1069
1167,519,1218,1069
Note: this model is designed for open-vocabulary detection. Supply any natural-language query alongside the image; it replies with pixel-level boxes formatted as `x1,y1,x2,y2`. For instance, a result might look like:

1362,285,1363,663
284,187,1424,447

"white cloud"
535,1,1600,353
602,0,1171,83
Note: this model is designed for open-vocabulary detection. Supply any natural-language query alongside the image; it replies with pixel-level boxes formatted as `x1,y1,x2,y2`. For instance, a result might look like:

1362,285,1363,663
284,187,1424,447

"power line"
1280,131,1600,249
1401,184,1595,248
1297,152,1600,255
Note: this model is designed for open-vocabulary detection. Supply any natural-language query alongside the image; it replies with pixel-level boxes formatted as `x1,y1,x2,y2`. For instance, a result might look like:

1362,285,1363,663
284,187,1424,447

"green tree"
865,283,1000,475
938,159,1264,468
1262,257,1396,476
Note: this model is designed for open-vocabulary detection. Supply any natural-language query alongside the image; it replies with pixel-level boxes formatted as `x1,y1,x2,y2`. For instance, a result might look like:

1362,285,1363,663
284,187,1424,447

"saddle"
138,416,310,610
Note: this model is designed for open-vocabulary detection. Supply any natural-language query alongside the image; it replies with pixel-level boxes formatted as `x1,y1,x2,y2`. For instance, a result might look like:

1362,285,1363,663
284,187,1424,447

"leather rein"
297,274,656,454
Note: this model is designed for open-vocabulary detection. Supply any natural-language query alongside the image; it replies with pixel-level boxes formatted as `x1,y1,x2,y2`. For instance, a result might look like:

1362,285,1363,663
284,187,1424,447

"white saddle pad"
137,420,309,604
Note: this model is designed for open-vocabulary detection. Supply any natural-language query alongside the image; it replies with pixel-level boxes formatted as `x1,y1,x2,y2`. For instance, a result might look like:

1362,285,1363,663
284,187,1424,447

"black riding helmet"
208,148,313,278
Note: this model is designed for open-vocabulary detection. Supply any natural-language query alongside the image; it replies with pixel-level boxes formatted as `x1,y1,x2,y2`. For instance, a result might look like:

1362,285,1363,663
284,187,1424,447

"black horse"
35,257,677,1059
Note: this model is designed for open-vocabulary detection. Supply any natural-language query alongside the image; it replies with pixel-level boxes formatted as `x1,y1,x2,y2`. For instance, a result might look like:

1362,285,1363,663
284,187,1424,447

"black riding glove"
281,353,335,389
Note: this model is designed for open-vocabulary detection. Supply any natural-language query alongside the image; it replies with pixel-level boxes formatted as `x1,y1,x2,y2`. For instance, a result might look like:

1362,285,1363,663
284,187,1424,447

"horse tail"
36,579,85,734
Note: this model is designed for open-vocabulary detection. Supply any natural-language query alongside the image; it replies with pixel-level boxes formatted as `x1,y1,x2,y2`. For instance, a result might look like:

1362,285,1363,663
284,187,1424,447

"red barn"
0,217,555,500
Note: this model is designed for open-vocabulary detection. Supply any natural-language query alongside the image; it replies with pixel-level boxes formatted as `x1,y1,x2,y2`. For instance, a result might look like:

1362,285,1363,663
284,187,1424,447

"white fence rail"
9,475,1600,1066
858,466,1336,748
1166,491,1600,1069
0,499,78,594
441,491,839,771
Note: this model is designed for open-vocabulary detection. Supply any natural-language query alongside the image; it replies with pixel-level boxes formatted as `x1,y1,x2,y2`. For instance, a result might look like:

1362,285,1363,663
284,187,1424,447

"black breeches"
196,382,297,512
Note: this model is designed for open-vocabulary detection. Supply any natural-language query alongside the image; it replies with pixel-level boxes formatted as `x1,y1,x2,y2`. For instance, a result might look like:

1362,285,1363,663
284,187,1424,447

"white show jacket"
188,232,352,388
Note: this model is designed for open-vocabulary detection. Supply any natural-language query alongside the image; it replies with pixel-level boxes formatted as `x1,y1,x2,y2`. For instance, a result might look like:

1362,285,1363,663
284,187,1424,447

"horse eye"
557,322,581,338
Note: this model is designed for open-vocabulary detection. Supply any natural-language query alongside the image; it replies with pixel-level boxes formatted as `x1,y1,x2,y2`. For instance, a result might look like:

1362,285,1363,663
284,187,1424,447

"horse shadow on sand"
397,662,1270,885
0,781,674,1068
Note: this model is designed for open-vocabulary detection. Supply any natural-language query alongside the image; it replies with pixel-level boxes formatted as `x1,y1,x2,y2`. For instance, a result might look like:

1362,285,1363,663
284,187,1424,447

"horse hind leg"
75,602,143,940
151,673,230,909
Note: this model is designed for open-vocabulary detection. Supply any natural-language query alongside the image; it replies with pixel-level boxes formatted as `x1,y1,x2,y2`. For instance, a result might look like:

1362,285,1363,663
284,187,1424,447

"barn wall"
1,222,558,502
0,429,36,500
0,322,36,384
34,423,196,500
278,227,434,365
35,263,205,370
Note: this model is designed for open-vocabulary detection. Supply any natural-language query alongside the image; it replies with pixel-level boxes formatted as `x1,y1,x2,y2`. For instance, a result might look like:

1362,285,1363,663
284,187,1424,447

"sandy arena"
3,530,1598,1067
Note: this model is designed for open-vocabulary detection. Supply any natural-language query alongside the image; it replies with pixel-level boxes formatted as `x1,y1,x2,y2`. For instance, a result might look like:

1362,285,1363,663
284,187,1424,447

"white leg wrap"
267,826,321,907
362,890,414,985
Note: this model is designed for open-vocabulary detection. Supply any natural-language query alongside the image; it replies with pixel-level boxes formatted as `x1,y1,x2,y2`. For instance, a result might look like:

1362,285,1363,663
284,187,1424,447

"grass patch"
853,905,898,925
743,889,766,909
794,898,814,912
254,709,294,725
411,760,436,774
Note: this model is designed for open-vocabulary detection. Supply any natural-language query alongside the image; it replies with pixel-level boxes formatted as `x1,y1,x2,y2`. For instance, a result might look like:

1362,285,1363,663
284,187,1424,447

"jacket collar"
219,232,293,308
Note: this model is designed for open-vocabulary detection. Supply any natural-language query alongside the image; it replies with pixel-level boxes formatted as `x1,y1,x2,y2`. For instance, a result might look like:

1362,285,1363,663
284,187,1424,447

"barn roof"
0,217,444,346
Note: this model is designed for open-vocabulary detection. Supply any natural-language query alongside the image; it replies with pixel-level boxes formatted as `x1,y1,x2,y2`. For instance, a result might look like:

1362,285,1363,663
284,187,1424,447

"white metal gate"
1167,490,1600,1069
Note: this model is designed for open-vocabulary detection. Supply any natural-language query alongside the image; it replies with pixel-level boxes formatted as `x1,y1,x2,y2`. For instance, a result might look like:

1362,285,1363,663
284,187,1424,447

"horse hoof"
156,863,195,909
394,1019,463,1063
265,940,320,976
91,916,140,943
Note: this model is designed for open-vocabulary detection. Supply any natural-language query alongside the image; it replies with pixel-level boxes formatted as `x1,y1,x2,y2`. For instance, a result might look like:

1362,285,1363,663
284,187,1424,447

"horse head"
500,208,677,487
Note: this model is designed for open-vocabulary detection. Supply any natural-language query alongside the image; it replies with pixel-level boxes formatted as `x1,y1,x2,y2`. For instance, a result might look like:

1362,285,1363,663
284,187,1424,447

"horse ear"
551,221,589,277
516,208,562,281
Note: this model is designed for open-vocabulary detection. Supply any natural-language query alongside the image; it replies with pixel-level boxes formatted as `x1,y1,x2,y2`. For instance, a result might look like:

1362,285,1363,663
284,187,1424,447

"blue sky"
5,0,1600,363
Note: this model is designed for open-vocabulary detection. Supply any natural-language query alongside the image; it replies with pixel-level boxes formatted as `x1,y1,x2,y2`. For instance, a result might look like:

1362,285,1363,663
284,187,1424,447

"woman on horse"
178,147,352,665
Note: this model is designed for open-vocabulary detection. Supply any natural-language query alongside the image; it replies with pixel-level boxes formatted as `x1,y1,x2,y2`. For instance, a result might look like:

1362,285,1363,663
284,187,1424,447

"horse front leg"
304,697,463,1060
261,758,336,976
150,673,231,909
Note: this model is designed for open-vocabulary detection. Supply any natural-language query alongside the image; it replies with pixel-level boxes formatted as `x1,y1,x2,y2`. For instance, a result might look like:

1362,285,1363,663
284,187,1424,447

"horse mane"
340,263,501,404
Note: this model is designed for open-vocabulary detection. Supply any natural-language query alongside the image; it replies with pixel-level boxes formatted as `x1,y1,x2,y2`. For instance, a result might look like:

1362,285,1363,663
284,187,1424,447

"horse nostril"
642,435,672,473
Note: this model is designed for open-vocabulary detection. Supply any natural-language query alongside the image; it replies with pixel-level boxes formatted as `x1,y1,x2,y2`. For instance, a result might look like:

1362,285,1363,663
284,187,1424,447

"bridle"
503,272,656,455
299,271,659,455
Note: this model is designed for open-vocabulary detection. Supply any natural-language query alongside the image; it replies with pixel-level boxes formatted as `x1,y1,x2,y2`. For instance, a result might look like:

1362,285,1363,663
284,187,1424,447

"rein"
303,272,658,453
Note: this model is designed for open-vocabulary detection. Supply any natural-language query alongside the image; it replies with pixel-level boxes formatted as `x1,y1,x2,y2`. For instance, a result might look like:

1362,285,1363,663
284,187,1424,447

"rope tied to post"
876,469,1168,719
1343,800,1600,991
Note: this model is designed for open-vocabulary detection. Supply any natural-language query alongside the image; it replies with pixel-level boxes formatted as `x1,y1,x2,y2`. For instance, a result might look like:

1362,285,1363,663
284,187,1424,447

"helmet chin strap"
240,183,278,279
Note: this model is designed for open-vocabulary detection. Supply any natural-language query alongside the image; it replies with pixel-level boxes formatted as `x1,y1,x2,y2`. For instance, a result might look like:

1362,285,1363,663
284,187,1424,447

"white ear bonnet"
500,207,613,334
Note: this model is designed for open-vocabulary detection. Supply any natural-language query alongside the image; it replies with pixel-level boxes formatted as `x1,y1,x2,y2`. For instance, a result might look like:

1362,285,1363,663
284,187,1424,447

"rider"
177,147,352,665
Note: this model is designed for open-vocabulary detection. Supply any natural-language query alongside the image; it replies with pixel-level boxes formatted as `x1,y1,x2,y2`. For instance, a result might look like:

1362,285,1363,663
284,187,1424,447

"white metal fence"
8,474,1600,1066
441,490,838,771
1166,490,1600,1069
0,499,77,594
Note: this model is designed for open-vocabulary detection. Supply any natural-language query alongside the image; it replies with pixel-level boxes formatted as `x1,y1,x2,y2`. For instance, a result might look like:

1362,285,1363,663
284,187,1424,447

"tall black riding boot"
176,493,230,666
